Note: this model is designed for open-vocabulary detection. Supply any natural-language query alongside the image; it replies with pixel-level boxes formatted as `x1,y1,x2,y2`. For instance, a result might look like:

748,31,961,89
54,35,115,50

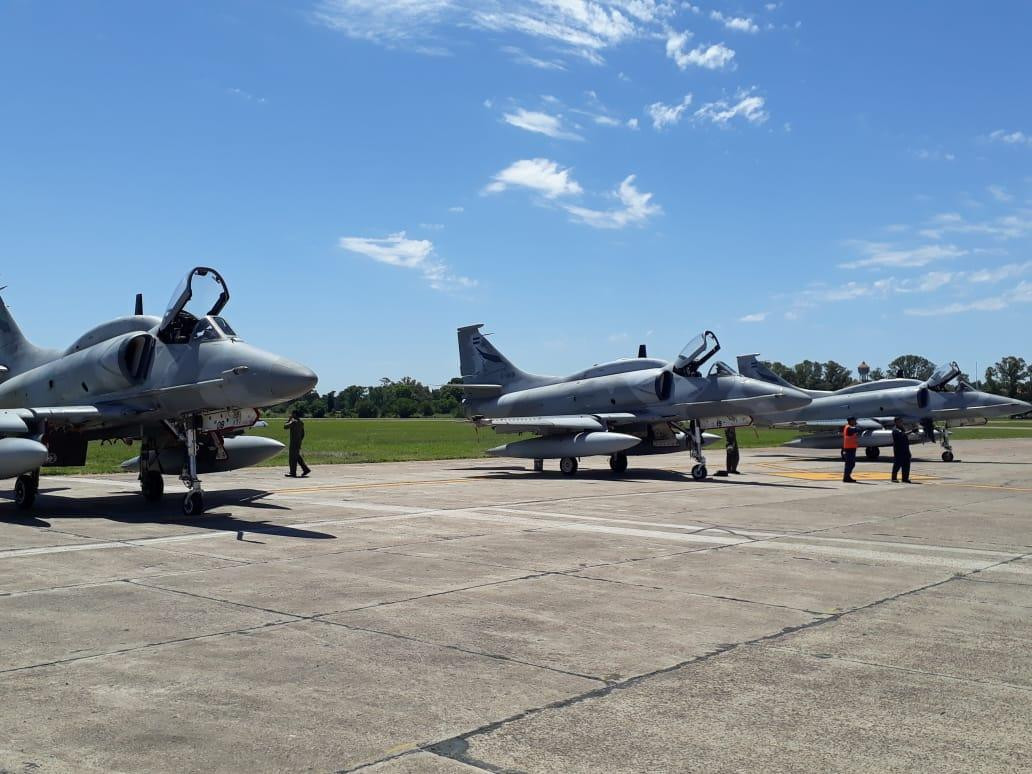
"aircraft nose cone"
256,358,319,403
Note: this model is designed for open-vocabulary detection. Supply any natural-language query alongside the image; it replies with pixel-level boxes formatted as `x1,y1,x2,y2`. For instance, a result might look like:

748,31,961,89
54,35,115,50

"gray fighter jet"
0,267,317,514
458,325,811,479
737,355,1030,461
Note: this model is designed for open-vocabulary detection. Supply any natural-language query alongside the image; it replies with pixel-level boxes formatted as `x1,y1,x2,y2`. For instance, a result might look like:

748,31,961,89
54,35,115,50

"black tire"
865,446,881,460
182,491,204,516
14,474,37,510
141,471,164,502
533,459,544,472
942,451,954,462
691,464,707,481
559,457,578,476
609,453,628,473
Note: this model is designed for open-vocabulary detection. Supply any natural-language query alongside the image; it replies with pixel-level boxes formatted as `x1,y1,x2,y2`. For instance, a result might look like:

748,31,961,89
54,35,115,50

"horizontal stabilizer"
459,383,503,397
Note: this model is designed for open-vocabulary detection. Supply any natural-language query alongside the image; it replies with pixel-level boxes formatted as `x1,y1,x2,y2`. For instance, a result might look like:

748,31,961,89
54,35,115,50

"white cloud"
499,45,567,70
987,185,1013,203
227,87,266,104
626,117,639,130
919,209,1032,240
448,205,464,213
646,94,692,130
710,10,758,33
739,312,767,322
562,175,661,229
502,108,583,140
989,129,1032,147
913,148,955,161
666,31,735,70
838,242,967,269
694,90,768,126
338,231,476,290
906,282,1032,316
484,158,583,198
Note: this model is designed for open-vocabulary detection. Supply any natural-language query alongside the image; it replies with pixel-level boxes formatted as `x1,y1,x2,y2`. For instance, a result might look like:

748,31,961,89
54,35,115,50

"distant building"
858,361,870,382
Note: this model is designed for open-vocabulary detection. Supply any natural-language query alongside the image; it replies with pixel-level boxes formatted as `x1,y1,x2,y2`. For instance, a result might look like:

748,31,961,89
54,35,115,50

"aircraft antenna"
134,293,144,315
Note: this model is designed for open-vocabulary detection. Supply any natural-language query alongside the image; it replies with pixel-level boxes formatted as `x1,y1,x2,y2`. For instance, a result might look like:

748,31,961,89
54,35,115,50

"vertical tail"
457,324,550,390
737,354,806,391
0,295,55,376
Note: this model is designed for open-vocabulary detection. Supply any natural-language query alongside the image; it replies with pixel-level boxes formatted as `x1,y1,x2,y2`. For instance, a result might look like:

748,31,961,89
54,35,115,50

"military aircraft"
737,355,1031,461
0,267,318,515
457,325,811,479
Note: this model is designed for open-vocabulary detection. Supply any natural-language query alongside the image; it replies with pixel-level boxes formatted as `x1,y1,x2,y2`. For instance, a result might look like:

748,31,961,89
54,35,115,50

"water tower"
858,360,870,382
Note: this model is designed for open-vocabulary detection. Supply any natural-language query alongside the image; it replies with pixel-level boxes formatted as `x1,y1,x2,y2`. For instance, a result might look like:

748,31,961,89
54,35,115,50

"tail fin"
457,324,550,390
0,295,56,376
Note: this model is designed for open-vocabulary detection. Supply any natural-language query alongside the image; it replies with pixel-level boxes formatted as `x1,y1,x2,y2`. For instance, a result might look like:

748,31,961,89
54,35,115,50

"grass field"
40,417,1032,476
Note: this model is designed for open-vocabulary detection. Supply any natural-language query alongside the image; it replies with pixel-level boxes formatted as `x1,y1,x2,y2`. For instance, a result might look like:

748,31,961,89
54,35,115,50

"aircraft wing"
478,413,639,435
0,405,145,434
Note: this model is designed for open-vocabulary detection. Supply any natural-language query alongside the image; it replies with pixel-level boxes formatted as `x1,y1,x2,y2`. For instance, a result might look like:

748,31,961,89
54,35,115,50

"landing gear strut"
559,456,578,476
688,420,708,481
923,418,955,462
533,458,544,473
14,470,39,510
865,446,881,460
172,418,206,515
138,434,165,502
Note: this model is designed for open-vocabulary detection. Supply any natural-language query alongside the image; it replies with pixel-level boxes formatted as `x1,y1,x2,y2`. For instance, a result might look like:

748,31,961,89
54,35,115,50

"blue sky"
1,1,1030,389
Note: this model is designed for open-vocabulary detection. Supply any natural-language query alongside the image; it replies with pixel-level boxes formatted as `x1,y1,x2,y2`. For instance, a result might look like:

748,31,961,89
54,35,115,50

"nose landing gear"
687,420,708,481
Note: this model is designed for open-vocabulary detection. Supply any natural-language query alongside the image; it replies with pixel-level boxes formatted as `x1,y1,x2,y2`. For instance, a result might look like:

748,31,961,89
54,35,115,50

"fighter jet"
737,355,1031,461
457,325,811,479
0,267,318,515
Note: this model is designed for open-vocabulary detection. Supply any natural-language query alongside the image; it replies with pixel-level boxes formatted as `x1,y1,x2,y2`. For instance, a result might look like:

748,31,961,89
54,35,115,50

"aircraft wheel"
559,457,578,476
609,453,628,473
14,474,37,510
691,464,708,481
182,491,204,516
942,451,954,462
865,447,880,460
141,471,164,502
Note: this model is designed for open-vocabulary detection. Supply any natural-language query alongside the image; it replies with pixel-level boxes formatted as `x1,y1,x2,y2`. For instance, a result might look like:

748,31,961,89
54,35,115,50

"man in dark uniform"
284,410,311,478
725,426,741,474
891,417,912,483
842,416,860,483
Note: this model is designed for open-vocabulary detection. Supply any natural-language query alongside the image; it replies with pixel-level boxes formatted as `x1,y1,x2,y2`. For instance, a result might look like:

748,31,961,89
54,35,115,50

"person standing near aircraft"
724,427,741,474
842,416,860,483
284,410,311,478
891,417,913,483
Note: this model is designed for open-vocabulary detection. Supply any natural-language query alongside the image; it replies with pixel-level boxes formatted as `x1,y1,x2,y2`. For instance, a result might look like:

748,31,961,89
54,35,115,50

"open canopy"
926,361,961,390
158,267,230,340
673,331,721,377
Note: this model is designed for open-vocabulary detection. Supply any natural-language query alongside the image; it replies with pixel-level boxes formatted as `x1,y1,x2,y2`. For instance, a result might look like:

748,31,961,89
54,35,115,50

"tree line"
268,353,1032,418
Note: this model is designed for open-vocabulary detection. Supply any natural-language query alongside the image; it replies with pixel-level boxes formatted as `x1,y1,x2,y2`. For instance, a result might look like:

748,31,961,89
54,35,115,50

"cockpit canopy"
708,360,737,377
925,361,962,391
158,267,235,344
673,331,721,377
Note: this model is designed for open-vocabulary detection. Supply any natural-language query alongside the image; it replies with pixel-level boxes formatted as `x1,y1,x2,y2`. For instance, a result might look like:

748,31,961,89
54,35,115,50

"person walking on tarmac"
842,416,861,483
724,427,741,474
891,417,913,483
284,409,311,478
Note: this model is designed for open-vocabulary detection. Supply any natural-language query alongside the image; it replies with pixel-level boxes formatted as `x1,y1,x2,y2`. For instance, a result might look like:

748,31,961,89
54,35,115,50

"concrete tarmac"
1,439,1030,772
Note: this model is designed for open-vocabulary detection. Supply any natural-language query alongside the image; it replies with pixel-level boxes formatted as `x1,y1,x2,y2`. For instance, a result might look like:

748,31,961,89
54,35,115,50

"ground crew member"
891,417,912,483
842,416,860,483
725,426,741,474
284,410,311,478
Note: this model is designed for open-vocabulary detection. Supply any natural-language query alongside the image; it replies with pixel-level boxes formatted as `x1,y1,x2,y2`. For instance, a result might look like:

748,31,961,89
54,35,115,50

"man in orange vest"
842,416,861,483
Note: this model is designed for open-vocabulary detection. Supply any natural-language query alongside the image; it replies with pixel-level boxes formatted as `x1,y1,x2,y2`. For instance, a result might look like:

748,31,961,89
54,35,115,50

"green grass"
39,418,1032,476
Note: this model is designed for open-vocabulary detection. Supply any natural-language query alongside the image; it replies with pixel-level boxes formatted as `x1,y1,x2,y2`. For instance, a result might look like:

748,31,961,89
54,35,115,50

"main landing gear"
865,446,881,460
609,452,628,474
559,456,578,476
14,470,39,510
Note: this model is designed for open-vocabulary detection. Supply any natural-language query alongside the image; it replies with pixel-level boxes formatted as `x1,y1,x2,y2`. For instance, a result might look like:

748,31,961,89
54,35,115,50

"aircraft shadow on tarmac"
0,487,337,541
465,469,832,489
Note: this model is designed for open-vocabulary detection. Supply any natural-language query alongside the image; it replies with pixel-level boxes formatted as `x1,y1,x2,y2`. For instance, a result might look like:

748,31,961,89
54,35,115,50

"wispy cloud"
483,158,583,198
500,44,566,70
646,95,692,129
694,89,768,126
710,10,758,33
562,175,661,229
838,241,967,269
987,185,1013,203
338,231,476,290
918,209,1032,240
665,30,736,70
502,108,583,140
227,87,266,104
912,148,955,161
906,281,1032,316
988,129,1032,147
739,312,767,322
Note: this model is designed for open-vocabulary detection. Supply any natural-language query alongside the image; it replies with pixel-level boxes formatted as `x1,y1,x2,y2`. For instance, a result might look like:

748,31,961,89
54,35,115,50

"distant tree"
355,399,378,418
988,356,1028,398
792,360,825,390
822,361,853,391
869,367,886,381
420,401,434,417
762,361,796,383
983,367,1001,395
393,397,418,418
888,355,936,380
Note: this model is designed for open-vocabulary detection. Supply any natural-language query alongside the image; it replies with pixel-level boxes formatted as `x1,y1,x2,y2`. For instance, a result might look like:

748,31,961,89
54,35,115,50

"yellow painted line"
272,477,471,494
764,470,937,482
